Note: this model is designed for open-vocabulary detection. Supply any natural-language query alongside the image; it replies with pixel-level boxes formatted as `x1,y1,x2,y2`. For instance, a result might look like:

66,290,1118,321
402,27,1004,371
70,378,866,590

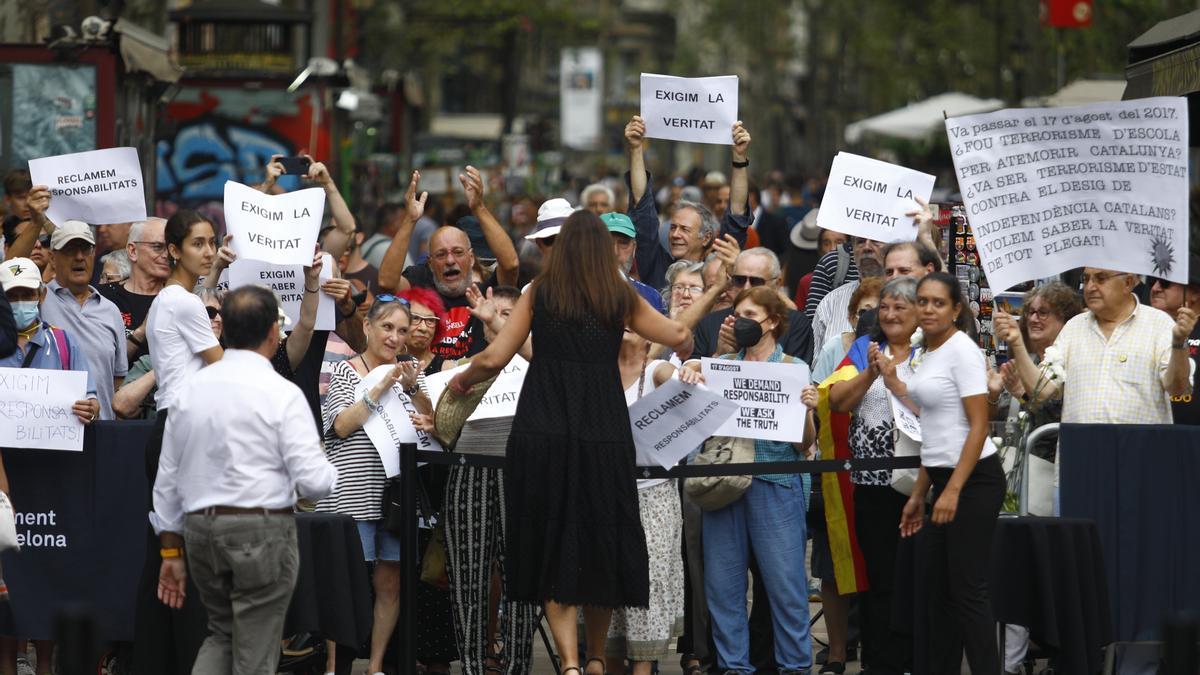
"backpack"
47,325,72,370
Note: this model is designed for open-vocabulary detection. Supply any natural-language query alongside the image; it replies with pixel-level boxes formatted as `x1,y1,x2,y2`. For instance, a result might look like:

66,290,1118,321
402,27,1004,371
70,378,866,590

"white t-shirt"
625,359,670,490
147,285,220,410
906,330,996,468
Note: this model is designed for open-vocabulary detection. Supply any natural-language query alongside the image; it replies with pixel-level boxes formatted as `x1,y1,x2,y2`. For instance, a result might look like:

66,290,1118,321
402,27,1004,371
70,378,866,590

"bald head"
427,226,474,297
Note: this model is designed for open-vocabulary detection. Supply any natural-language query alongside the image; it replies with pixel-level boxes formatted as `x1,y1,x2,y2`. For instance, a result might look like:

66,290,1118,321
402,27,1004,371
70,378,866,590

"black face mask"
733,317,764,349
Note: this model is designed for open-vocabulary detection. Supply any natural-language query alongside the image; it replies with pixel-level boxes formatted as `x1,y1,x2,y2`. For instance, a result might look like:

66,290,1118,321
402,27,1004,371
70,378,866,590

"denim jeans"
702,478,812,674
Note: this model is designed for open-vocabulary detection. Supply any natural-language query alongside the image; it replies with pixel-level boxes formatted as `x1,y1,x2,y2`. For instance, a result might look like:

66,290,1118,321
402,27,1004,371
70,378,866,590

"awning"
114,19,182,83
1023,79,1126,107
1124,9,1200,99
844,92,1004,144
428,114,504,140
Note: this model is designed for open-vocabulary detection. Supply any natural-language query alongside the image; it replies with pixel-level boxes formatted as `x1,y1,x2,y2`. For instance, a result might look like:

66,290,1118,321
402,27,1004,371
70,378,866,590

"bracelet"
731,159,750,168
986,395,1001,406
160,547,183,559
305,285,319,293
361,390,382,414
1172,342,1187,350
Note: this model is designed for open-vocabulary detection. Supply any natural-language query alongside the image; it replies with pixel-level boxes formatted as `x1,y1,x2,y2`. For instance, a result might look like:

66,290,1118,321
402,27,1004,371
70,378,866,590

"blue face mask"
10,301,39,330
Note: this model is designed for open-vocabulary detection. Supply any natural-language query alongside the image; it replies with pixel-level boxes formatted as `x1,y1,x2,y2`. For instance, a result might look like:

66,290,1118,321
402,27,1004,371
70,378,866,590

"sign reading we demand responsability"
946,97,1189,291
640,74,738,145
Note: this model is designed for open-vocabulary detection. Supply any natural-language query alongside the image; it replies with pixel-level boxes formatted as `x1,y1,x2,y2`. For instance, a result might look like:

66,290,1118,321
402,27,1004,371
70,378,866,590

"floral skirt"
606,480,685,662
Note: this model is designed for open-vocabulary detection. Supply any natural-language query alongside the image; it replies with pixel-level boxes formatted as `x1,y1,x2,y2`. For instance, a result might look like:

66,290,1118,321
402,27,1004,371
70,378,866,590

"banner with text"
227,253,335,331
467,356,527,422
223,181,325,266
628,379,739,469
0,367,87,451
946,97,1189,291
701,358,811,443
818,152,936,242
640,74,738,145
29,147,146,226
357,365,444,477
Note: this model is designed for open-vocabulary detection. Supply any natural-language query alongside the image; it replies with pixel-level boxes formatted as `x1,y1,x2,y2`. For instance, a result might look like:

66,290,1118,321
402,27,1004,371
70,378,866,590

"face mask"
11,301,39,330
733,316,764,349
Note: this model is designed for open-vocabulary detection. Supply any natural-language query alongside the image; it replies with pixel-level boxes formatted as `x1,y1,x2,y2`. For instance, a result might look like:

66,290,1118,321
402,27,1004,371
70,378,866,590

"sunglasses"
375,294,410,306
37,235,50,247
731,274,767,287
1150,277,1174,289
205,306,220,320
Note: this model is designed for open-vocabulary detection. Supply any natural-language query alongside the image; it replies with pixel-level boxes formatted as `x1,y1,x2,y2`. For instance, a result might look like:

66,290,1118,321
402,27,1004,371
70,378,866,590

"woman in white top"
886,272,1002,675
605,327,686,675
136,208,222,674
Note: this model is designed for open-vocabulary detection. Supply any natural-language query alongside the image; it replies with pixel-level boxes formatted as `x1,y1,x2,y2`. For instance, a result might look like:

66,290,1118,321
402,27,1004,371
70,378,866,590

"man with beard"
100,218,170,365
601,212,665,313
377,167,519,359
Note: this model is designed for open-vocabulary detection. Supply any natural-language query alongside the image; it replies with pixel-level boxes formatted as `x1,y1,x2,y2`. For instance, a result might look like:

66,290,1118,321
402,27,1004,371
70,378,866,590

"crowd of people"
0,110,1196,675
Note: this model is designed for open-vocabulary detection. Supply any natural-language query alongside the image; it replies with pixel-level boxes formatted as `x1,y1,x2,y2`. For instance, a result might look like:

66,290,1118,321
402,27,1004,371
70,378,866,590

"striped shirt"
804,249,860,318
811,281,859,352
316,358,385,521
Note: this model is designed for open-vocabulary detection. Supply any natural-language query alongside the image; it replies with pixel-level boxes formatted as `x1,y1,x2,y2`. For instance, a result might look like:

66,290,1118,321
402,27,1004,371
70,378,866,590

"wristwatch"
731,159,750,168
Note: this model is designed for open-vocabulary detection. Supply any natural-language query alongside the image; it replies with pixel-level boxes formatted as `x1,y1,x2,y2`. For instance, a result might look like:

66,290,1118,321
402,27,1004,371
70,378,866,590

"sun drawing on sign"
1149,233,1175,277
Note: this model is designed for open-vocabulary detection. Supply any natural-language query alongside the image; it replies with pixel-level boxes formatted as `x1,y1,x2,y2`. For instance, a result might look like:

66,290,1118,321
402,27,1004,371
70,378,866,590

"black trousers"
132,410,208,675
853,484,911,675
924,454,1004,675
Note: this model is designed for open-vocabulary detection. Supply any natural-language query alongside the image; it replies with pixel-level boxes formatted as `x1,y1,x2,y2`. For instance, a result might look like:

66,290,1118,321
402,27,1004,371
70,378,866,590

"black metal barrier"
394,444,922,673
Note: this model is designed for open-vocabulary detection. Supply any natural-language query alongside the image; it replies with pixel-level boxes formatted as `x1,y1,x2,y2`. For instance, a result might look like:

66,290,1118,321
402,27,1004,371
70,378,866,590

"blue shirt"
626,274,666,315
40,280,127,419
720,345,803,489
0,320,98,398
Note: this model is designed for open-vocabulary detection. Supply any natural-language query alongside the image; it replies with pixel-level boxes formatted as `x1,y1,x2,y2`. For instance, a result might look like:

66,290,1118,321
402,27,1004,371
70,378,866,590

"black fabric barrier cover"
417,449,922,475
1059,423,1200,643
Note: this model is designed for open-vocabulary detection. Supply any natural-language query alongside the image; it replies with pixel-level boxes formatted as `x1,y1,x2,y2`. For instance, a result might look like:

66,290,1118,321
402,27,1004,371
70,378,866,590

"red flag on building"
1040,0,1093,28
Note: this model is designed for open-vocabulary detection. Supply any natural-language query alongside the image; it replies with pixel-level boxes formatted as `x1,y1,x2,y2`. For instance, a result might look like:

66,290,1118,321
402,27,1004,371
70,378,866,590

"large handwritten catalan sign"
817,152,936,243
227,253,336,331
701,358,811,443
357,365,445,477
628,378,739,470
640,74,738,145
946,97,1189,291
0,367,87,452
29,147,146,226
223,181,325,266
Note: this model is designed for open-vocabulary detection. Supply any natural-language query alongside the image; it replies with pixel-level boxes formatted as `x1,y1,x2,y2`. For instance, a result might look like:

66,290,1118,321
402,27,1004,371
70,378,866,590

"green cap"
601,212,636,238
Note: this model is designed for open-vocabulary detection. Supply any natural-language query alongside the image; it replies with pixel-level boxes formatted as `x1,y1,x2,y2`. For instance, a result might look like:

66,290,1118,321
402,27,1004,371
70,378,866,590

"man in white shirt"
152,285,337,674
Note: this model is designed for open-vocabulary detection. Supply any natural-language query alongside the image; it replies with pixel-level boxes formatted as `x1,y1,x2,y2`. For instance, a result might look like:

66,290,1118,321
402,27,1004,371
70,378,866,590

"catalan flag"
816,336,873,594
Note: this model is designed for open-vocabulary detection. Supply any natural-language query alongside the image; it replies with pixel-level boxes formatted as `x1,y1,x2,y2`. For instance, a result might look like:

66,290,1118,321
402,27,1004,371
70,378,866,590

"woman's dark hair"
531,210,636,328
733,286,789,340
917,272,974,334
221,285,279,349
165,209,212,266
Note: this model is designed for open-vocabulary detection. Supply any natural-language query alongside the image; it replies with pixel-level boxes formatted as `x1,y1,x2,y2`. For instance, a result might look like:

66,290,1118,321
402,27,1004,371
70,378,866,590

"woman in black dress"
448,210,692,675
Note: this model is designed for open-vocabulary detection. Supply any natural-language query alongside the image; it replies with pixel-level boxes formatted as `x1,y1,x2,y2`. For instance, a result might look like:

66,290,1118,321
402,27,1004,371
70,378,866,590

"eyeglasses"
671,284,704,296
1080,272,1127,287
374,294,411,306
205,306,220,320
731,274,767,287
411,313,439,327
430,247,470,262
133,241,168,255
1150,277,1174,289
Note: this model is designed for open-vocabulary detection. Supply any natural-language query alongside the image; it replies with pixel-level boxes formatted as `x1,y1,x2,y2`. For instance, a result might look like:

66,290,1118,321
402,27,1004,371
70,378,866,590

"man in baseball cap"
602,212,665,314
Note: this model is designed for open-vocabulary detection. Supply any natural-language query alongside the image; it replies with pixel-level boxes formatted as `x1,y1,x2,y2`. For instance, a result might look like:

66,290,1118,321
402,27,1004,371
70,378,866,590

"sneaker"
16,656,34,675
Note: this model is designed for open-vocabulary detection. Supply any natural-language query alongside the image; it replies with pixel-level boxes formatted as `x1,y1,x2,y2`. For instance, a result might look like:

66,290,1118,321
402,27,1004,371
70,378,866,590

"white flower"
910,328,925,347
1017,411,1028,421
1049,364,1066,382
991,436,1004,447
1043,345,1062,366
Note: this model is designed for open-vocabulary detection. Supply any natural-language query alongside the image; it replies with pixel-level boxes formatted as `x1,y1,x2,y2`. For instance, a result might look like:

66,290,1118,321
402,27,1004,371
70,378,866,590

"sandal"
562,669,581,674
585,656,609,675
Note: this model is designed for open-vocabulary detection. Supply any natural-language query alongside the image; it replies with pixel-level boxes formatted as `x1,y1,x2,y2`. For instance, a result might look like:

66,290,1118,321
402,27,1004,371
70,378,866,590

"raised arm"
377,171,426,292
460,166,518,286
626,116,648,203
451,290,534,390
287,249,324,370
258,155,284,193
4,185,51,261
307,157,357,260
728,122,750,218
204,235,235,290
1165,307,1198,397
993,311,1057,402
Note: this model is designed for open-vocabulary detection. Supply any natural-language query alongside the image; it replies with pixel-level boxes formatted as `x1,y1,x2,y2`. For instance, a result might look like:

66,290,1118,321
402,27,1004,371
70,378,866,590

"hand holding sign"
27,185,50,228
732,121,751,162
29,147,146,226
818,152,936,243
625,116,646,151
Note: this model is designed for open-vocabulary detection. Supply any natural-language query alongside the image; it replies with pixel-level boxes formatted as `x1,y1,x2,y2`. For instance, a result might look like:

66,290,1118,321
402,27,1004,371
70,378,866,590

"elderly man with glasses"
99,218,171,365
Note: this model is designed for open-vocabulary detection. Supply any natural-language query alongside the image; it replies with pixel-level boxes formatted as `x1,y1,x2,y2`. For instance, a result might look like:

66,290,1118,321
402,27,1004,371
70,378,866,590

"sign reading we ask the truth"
640,74,738,145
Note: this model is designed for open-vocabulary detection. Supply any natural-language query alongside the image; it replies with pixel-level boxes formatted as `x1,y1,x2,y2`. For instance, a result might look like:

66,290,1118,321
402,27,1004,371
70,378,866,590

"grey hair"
880,276,918,303
100,249,131,279
580,183,615,206
127,217,167,244
195,286,226,304
676,200,719,242
736,247,782,281
664,259,706,295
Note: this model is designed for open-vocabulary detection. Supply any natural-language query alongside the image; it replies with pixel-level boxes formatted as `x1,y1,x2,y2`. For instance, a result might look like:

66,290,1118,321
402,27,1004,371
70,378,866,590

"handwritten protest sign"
223,181,325,265
29,148,146,226
628,378,738,470
889,393,922,442
702,358,811,443
357,365,445,477
227,253,335,331
641,74,738,145
946,97,1189,291
818,152,935,243
0,367,86,451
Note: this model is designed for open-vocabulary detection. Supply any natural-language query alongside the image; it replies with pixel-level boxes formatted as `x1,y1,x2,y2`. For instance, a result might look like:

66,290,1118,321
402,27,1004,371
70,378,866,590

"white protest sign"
223,181,325,265
467,356,527,422
29,147,146,225
818,152,935,243
946,97,1189,291
227,253,335,331
424,361,466,408
628,378,739,470
702,358,811,442
0,367,87,451
640,74,738,145
889,393,921,442
357,365,445,477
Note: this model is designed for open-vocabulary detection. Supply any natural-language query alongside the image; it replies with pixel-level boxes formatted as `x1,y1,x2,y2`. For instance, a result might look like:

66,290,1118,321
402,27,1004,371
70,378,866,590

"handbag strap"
20,341,41,369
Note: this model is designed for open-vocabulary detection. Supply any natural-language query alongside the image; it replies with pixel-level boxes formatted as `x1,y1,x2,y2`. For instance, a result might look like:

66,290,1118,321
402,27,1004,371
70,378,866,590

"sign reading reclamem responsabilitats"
223,181,325,266
0,367,87,452
640,74,738,145
702,358,811,443
29,147,146,226
628,378,739,470
817,152,936,243
946,97,1189,291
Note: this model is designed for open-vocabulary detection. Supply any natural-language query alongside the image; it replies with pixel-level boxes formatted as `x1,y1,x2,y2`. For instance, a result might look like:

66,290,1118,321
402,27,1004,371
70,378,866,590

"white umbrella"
844,92,1004,144
1022,79,1127,108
